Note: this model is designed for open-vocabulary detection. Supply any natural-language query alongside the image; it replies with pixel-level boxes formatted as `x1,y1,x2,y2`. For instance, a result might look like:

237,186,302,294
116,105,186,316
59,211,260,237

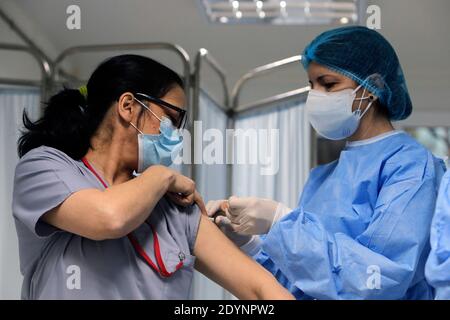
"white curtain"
231,97,310,209
194,91,229,203
190,91,231,300
0,87,41,299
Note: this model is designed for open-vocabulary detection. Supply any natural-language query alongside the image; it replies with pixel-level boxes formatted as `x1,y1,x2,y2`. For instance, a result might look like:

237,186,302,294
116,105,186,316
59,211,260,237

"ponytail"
18,88,91,159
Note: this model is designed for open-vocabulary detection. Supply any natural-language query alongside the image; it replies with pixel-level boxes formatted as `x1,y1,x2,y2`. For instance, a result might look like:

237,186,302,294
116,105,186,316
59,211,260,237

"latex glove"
205,199,252,246
207,196,292,235
215,215,253,247
206,199,227,219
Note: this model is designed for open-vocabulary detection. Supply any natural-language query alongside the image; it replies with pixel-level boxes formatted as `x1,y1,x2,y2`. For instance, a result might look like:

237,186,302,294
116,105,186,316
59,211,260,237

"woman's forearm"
101,165,174,236
236,258,294,300
254,272,294,300
235,267,294,300
43,163,200,240
42,165,175,240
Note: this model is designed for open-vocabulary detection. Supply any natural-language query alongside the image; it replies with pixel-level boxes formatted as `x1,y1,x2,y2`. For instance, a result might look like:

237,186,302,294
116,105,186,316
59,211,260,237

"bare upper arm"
193,215,292,299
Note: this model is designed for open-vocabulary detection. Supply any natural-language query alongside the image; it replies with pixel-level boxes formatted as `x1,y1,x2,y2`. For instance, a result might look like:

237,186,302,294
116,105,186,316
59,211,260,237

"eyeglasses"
135,92,188,129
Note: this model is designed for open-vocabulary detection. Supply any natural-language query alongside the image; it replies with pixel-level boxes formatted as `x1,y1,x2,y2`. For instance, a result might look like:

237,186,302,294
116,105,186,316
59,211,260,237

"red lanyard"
81,157,183,278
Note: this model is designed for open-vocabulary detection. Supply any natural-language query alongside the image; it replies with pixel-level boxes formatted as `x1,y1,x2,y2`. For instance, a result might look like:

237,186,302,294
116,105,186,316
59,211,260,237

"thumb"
215,216,237,234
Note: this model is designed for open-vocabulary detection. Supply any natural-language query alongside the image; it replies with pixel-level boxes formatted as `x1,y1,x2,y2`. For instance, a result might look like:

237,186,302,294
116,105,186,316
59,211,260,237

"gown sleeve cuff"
272,202,293,227
240,235,263,257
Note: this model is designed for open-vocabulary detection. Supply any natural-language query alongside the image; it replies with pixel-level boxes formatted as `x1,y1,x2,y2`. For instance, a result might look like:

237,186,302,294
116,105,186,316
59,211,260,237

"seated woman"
12,54,293,300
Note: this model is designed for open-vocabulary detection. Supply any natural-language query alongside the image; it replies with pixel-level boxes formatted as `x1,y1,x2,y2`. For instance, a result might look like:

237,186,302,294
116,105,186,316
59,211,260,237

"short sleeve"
12,147,95,238
185,204,202,253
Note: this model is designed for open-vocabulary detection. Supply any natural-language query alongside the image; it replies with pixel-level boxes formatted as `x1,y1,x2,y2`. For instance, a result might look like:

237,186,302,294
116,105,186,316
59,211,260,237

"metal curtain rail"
0,8,53,100
0,8,52,75
193,48,229,113
235,87,310,116
0,44,43,87
191,48,230,182
52,43,191,107
231,55,303,111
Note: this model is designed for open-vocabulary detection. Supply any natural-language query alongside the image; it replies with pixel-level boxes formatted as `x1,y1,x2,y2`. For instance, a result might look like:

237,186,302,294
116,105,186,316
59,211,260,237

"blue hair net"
302,26,412,121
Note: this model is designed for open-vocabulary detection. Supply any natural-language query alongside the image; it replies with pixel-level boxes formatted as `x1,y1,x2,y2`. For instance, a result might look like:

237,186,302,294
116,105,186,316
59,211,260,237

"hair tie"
78,85,88,100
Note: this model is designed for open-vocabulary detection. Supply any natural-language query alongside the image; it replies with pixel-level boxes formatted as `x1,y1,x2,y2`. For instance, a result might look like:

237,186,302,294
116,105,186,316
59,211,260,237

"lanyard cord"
81,157,183,278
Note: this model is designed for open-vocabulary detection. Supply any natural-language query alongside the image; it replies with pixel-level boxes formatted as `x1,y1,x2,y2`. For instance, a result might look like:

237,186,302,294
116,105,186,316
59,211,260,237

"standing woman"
207,26,446,299
12,54,293,300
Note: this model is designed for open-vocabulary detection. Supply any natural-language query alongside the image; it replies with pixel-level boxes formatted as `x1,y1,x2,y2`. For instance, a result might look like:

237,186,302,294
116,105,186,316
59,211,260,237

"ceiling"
7,0,450,109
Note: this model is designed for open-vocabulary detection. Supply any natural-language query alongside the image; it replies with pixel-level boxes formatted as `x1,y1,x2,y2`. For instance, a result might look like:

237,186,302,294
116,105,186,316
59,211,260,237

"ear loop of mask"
353,85,375,118
129,97,163,134
355,85,376,139
130,121,143,134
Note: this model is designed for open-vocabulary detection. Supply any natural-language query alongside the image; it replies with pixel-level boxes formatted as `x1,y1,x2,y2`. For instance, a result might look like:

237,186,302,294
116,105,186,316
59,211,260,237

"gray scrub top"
12,146,201,300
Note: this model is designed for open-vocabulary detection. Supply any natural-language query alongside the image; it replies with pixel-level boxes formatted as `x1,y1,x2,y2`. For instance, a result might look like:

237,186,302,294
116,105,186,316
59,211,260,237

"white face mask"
305,84,376,140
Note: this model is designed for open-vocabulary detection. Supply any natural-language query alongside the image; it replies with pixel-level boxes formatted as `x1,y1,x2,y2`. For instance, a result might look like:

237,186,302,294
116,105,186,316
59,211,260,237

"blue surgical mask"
130,99,183,172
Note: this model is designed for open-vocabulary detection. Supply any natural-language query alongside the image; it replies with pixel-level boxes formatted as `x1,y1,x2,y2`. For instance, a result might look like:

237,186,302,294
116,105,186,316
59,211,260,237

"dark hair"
375,102,390,119
18,54,184,159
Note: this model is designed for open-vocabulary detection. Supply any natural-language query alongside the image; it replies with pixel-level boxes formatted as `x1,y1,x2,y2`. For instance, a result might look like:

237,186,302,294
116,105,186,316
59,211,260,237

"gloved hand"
215,216,254,247
206,196,292,236
207,200,253,247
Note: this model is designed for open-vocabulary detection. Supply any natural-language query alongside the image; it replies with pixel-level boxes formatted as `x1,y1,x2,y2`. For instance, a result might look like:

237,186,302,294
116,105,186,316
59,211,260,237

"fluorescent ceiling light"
199,0,363,25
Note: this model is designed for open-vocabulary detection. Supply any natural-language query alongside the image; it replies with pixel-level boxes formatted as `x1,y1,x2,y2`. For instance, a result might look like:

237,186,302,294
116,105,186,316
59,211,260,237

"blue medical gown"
254,132,445,299
425,170,450,300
